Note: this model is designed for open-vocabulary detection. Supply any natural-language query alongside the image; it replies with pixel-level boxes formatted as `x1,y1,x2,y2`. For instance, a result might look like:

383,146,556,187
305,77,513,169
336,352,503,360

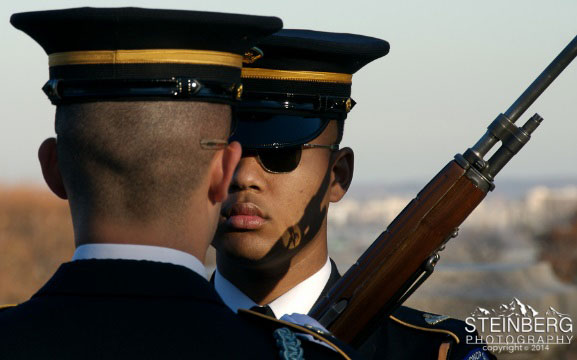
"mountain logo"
470,298,539,318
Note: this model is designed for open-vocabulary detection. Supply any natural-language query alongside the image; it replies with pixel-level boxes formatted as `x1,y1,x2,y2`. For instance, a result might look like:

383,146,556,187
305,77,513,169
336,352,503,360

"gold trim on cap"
49,49,243,68
242,68,352,84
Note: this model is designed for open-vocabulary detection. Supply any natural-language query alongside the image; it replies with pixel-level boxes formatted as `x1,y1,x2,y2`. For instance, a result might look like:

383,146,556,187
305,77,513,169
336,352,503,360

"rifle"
309,34,577,347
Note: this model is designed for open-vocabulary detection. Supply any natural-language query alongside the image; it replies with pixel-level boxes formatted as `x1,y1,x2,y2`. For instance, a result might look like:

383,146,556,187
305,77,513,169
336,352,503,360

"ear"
208,141,242,203
328,147,354,203
38,138,68,199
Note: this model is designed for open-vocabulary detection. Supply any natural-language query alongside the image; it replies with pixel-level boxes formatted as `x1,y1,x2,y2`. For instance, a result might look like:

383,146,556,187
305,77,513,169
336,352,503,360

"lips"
222,202,267,230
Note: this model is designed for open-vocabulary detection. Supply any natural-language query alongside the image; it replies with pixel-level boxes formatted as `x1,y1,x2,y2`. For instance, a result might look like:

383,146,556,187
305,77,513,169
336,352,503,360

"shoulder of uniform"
389,306,473,344
238,309,354,359
0,304,17,312
388,307,496,360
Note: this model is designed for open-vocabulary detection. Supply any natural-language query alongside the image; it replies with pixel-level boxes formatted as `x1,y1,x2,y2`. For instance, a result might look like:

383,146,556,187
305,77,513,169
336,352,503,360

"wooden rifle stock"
309,34,577,347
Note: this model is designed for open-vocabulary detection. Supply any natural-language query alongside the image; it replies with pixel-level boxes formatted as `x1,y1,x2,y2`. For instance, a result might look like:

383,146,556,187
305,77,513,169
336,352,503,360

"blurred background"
1,1,576,358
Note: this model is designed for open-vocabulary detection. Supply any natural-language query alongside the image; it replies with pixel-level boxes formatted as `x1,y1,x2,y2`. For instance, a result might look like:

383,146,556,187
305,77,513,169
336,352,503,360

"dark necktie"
249,305,276,318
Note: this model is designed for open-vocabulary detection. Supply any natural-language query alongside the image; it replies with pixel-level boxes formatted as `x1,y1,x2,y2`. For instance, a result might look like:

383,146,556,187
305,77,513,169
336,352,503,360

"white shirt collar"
214,257,332,317
72,244,207,279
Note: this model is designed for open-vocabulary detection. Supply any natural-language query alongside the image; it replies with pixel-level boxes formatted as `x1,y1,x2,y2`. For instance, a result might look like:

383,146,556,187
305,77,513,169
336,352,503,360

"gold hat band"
242,68,352,84
49,49,243,68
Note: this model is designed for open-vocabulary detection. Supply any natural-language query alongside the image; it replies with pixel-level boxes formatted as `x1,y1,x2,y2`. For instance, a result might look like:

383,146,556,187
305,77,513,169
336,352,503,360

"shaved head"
55,101,231,227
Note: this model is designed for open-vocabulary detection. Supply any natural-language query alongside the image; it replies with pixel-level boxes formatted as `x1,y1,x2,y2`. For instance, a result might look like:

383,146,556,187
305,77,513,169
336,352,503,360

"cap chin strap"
237,91,355,116
42,78,241,105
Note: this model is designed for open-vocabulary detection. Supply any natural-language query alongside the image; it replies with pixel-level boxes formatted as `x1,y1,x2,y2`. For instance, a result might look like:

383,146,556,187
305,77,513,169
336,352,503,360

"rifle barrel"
505,34,577,123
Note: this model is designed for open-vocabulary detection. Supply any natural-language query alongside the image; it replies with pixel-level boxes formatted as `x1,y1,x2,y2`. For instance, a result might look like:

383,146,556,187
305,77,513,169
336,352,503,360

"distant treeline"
0,186,73,304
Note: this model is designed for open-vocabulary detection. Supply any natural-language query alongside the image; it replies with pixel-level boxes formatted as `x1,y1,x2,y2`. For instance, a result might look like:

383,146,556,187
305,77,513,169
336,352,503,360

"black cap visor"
230,111,331,148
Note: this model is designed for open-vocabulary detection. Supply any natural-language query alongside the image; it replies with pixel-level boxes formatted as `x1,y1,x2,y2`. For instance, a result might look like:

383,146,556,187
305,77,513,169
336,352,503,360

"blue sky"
2,0,576,187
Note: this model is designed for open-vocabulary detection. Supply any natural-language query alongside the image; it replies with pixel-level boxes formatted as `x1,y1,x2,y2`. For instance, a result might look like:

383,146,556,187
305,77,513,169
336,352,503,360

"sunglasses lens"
257,147,302,173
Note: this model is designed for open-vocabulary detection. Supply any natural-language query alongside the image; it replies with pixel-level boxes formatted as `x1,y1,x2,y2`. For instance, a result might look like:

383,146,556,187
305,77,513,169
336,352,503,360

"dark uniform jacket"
0,259,355,359
315,260,496,360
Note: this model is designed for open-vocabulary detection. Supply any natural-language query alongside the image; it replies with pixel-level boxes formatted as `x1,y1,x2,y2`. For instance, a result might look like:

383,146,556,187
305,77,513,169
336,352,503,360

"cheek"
296,152,331,190
269,177,309,215
271,172,322,218
263,152,331,231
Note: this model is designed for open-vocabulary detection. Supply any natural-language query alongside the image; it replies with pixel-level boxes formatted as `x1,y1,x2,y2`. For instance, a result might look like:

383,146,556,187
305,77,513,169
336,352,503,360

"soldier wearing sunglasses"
212,30,494,360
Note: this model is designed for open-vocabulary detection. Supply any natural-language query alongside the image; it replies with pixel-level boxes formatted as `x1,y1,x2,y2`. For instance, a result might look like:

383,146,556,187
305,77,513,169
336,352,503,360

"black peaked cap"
10,7,283,104
242,29,389,98
232,29,389,148
245,29,390,74
11,7,283,55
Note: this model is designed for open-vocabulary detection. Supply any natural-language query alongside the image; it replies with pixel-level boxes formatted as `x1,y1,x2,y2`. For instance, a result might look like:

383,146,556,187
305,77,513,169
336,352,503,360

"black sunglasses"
246,143,339,173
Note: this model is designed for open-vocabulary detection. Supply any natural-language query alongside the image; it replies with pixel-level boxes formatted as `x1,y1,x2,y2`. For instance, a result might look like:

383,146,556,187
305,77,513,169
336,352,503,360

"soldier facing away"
1,8,357,359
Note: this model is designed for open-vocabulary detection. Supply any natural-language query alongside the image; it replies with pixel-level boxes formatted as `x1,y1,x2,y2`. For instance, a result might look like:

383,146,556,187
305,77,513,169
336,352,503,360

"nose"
230,150,265,193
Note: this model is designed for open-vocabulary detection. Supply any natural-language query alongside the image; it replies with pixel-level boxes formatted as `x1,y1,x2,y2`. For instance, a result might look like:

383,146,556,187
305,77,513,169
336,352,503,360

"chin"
214,232,275,264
